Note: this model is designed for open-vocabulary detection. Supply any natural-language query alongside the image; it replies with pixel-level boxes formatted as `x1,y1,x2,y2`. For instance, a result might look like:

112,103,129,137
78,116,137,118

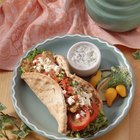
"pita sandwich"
20,50,107,138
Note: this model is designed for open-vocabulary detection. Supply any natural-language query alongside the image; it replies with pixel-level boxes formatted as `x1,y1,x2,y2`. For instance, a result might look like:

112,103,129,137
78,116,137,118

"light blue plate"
11,35,135,140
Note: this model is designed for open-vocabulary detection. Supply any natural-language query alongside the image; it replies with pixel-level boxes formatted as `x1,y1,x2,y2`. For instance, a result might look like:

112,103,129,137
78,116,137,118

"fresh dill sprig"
107,66,132,88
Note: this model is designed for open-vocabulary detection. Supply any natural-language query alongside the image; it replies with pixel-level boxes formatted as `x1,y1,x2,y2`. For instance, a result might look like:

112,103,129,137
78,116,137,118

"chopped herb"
71,81,78,87
107,66,132,88
61,70,65,74
58,73,64,78
19,66,25,74
132,50,140,60
73,91,78,94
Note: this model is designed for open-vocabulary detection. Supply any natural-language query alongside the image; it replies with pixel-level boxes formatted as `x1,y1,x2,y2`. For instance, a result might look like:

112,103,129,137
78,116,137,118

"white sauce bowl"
67,41,101,77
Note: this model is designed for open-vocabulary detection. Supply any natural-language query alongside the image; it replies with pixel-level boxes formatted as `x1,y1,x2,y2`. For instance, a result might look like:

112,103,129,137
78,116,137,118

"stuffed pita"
20,49,107,138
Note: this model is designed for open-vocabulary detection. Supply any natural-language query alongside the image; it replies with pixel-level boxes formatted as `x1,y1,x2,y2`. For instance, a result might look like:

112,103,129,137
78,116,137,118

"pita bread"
21,72,67,134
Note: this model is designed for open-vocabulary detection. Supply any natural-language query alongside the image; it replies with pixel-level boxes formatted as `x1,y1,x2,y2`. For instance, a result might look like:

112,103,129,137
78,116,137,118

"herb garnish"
0,103,32,140
132,50,140,60
107,66,131,88
26,49,43,60
71,81,78,87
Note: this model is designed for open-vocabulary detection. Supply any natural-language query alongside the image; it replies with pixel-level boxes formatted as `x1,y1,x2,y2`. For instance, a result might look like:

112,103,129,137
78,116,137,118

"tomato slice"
32,54,42,65
49,70,58,81
60,78,69,89
89,102,99,122
68,107,90,131
66,86,73,94
34,54,42,60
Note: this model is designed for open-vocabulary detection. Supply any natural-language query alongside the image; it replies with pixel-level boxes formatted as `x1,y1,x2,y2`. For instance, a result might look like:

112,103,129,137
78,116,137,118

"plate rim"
11,34,135,140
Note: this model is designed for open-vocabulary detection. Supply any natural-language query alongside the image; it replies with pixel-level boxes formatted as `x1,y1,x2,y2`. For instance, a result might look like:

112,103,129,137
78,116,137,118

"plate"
11,35,135,140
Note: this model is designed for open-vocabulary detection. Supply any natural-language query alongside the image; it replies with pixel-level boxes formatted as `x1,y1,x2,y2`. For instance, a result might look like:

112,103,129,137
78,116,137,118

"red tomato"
89,103,99,122
68,107,90,131
66,86,73,94
49,70,57,81
60,78,69,89
32,54,42,65
73,95,78,101
34,54,42,60
43,72,48,75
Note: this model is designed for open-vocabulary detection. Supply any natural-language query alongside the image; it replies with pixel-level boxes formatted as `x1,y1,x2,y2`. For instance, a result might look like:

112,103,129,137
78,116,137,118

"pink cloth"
0,0,140,70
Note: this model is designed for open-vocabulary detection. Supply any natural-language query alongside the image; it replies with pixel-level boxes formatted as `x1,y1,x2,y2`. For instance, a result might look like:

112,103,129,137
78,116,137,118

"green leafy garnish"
132,50,140,60
67,110,108,138
0,102,32,140
107,66,131,88
26,49,43,60
20,49,43,74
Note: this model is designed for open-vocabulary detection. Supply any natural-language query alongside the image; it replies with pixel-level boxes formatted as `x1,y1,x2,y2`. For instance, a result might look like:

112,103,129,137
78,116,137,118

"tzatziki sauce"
67,41,101,77
70,44,97,69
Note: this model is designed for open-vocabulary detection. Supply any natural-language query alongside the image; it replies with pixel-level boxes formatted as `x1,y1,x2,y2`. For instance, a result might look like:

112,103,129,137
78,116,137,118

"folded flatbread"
21,72,67,133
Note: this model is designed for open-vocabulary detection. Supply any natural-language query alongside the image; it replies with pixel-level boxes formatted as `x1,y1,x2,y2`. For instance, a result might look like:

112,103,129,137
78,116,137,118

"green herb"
0,103,32,140
67,110,108,138
107,66,131,88
26,49,43,60
19,66,25,74
132,50,140,60
58,73,64,78
71,81,78,87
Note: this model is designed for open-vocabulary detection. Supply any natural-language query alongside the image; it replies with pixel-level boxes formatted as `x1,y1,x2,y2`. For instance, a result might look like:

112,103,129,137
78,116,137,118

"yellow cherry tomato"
105,88,117,107
90,71,102,87
116,85,126,97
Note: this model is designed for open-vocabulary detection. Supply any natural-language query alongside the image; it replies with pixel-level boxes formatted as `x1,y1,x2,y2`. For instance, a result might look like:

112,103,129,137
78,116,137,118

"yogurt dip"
71,44,97,69
67,41,101,77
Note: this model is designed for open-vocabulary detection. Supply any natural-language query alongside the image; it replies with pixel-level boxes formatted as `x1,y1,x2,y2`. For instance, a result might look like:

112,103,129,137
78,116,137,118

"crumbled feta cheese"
62,90,67,94
80,110,86,117
82,92,92,98
33,56,61,75
32,59,37,64
54,66,60,74
38,57,44,64
75,114,81,119
36,65,42,72
78,92,92,107
79,96,85,106
67,96,75,105
44,65,51,72
45,58,51,64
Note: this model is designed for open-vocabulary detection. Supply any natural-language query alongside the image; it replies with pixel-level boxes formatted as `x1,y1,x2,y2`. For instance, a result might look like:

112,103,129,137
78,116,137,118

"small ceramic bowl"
67,41,101,77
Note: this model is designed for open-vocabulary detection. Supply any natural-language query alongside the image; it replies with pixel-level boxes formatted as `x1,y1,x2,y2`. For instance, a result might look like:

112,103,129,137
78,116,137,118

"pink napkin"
0,0,140,70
